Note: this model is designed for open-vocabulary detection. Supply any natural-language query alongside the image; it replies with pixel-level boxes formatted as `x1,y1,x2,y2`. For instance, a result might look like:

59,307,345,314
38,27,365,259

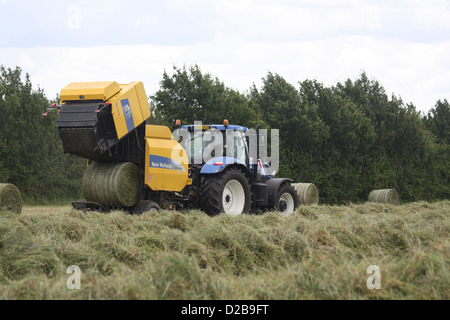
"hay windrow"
0,184,22,215
369,189,400,205
292,183,319,205
0,201,448,299
82,162,140,208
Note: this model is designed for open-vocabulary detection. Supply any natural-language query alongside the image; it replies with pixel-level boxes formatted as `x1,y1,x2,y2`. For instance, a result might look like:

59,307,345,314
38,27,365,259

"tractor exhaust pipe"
254,124,262,181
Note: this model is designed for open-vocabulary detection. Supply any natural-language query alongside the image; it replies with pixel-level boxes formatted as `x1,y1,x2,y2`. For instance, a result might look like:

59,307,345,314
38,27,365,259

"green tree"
334,73,448,202
150,65,259,128
251,71,448,203
424,99,450,143
0,66,84,204
149,66,449,204
249,74,329,185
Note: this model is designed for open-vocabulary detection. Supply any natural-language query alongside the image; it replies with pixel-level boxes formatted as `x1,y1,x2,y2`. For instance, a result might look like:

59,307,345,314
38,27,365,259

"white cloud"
134,16,159,29
1,34,448,113
0,0,449,113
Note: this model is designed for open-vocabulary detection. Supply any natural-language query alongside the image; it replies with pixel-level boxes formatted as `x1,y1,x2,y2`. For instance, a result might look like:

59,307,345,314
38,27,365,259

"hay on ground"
0,183,23,214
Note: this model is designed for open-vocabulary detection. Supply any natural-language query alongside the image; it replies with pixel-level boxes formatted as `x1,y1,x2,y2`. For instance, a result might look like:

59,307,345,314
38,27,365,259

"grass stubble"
0,201,448,300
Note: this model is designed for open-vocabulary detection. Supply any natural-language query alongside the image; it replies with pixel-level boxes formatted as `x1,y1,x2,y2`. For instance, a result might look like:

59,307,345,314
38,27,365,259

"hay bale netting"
82,162,141,208
292,183,319,205
368,189,400,205
0,183,22,214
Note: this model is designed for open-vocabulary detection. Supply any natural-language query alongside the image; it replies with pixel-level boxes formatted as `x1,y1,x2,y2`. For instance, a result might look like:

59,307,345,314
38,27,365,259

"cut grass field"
0,201,448,300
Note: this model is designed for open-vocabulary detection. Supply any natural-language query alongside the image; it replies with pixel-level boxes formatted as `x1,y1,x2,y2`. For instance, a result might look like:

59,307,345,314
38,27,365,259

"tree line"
0,66,85,204
1,65,448,204
151,65,449,204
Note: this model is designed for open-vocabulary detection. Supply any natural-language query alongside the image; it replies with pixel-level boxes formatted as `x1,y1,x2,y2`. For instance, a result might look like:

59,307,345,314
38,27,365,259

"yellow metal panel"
59,81,151,141
144,125,189,192
60,81,120,102
146,125,173,140
109,97,129,139
135,82,151,121
108,82,151,140
119,82,144,128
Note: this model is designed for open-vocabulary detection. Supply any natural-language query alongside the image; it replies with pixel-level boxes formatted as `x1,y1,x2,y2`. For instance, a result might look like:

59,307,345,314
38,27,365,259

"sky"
0,0,449,114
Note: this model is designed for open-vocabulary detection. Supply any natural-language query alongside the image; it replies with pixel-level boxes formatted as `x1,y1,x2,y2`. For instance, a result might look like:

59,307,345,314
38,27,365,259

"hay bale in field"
0,183,22,214
368,189,400,205
82,162,141,208
292,183,319,205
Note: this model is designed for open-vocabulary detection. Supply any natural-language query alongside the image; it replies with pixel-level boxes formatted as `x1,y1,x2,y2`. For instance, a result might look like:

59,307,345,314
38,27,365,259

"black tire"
71,200,109,213
201,167,251,216
131,200,160,215
275,184,299,215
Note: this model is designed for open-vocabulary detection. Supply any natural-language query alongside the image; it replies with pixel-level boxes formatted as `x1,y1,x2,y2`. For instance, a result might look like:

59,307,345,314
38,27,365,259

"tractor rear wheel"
275,184,299,216
201,168,251,216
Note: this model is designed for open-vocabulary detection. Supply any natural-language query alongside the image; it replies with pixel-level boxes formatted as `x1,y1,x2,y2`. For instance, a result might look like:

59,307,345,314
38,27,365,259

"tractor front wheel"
201,168,251,216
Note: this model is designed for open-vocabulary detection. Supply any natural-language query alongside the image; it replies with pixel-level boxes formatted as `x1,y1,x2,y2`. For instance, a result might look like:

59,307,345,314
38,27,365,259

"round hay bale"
82,162,141,208
368,189,400,205
292,183,319,205
81,162,96,202
0,183,22,214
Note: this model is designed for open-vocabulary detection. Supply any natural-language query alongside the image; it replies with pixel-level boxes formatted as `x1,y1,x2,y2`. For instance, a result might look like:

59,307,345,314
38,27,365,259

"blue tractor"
173,121,299,216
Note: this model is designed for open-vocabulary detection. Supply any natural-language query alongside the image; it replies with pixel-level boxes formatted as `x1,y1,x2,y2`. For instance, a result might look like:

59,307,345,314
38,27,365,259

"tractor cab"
177,121,275,181
180,123,248,163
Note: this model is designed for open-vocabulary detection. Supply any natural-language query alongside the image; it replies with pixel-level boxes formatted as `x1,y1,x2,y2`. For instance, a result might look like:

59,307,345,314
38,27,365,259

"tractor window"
189,132,204,164
185,130,249,166
226,130,248,166
185,131,217,164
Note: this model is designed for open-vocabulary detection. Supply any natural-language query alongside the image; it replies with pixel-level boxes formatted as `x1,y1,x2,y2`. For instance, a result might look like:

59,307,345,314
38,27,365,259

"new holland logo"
121,99,135,132
149,155,185,172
